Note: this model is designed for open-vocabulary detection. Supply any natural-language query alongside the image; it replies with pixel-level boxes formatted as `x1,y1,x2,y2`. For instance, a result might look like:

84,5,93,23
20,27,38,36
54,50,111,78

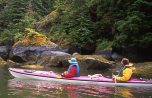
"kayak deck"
8,68,152,85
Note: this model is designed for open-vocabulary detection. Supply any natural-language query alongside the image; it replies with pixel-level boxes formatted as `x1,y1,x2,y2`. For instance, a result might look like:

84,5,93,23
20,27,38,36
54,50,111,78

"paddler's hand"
63,71,68,74
49,71,53,73
61,71,68,76
56,75,62,79
112,75,117,83
112,75,117,80
112,75,115,78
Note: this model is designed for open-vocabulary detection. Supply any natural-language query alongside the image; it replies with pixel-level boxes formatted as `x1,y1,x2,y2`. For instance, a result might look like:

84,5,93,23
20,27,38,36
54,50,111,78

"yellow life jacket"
116,63,136,82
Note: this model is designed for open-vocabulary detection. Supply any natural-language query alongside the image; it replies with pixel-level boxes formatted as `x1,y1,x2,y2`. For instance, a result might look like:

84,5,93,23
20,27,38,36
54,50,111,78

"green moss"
134,65,152,78
36,9,60,29
96,39,113,51
21,64,43,69
73,55,110,62
0,57,7,67
14,28,57,46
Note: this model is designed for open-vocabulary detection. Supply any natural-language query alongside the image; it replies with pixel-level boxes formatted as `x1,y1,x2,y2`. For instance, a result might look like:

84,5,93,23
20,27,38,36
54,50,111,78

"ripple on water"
6,78,152,98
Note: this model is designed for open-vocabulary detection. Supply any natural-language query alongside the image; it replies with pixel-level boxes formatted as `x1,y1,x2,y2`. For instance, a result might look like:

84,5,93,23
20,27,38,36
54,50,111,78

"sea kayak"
8,68,152,86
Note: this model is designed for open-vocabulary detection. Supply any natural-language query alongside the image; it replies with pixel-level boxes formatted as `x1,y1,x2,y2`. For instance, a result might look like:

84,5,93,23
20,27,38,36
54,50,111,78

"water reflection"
7,78,152,98
114,87,135,98
8,78,63,97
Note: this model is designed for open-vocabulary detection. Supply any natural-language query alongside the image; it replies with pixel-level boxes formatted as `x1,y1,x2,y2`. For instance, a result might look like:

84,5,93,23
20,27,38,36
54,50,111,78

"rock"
36,51,70,66
0,46,9,60
58,55,115,70
21,64,43,69
10,45,71,66
6,59,21,66
0,57,7,66
134,65,152,79
111,52,122,61
95,49,113,60
72,52,80,56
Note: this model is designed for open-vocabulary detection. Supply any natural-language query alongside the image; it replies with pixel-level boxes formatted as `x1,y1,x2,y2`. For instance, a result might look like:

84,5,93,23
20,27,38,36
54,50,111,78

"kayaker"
113,58,136,82
57,58,80,78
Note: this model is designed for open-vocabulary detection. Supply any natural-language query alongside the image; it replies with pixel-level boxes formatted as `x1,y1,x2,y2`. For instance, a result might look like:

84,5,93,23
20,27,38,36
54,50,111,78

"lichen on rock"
21,64,43,69
134,65,152,79
0,57,7,66
13,28,57,47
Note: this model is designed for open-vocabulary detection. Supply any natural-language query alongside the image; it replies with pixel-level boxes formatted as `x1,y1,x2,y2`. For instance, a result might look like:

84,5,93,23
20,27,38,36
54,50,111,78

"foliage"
0,0,151,55
14,28,57,46
0,0,55,45
51,0,96,51
113,0,152,49
31,0,55,19
96,39,113,51
0,29,12,43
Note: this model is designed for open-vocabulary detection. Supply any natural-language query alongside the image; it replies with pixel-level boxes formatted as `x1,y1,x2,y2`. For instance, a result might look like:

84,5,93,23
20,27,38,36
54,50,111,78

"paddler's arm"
113,68,133,82
56,71,68,79
62,66,77,78
56,74,63,78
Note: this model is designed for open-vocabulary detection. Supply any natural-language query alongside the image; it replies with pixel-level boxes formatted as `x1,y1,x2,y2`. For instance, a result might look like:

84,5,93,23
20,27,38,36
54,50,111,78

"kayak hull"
8,68,152,86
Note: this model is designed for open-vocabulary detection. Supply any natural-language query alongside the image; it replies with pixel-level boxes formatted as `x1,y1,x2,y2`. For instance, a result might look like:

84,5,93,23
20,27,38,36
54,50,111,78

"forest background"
0,0,151,61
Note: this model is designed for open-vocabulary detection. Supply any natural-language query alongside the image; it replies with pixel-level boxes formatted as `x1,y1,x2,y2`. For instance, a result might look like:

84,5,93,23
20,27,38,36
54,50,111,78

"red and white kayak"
8,68,152,86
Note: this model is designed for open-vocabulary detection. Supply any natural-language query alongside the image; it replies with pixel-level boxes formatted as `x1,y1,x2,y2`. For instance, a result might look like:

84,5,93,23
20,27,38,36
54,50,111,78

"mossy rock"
74,55,113,63
6,60,21,67
134,65,152,78
0,57,7,67
21,64,43,69
14,28,57,46
59,55,114,70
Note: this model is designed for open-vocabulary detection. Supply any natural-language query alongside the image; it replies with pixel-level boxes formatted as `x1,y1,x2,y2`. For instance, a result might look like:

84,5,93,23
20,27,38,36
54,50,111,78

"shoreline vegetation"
0,0,151,61
0,0,152,78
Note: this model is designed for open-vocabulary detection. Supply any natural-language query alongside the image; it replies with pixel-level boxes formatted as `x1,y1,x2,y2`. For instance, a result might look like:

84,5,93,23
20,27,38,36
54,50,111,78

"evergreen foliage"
0,0,151,55
0,0,55,43
114,0,152,49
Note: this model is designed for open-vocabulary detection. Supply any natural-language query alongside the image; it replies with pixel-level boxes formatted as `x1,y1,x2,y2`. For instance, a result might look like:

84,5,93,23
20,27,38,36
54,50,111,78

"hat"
68,58,78,64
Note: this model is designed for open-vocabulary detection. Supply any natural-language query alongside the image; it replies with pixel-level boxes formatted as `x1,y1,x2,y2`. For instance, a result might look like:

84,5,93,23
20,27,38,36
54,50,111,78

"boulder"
9,28,71,66
21,64,43,69
95,49,113,60
10,45,70,65
0,57,7,66
0,46,9,60
36,51,70,66
134,65,152,79
58,55,115,70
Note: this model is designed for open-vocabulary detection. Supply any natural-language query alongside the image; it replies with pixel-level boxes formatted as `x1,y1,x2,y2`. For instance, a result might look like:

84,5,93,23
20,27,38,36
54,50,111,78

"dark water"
0,67,152,98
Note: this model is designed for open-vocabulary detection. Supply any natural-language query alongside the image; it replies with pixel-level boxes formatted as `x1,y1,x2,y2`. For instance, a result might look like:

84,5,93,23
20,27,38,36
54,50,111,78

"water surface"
0,67,152,98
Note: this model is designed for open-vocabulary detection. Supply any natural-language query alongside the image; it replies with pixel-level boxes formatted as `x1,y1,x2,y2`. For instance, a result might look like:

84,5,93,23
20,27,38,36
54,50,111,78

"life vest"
68,64,80,76
117,66,126,77
117,63,135,77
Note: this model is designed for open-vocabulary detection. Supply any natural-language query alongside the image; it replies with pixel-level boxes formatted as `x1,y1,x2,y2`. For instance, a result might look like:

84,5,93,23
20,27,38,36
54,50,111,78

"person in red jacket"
57,58,80,78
